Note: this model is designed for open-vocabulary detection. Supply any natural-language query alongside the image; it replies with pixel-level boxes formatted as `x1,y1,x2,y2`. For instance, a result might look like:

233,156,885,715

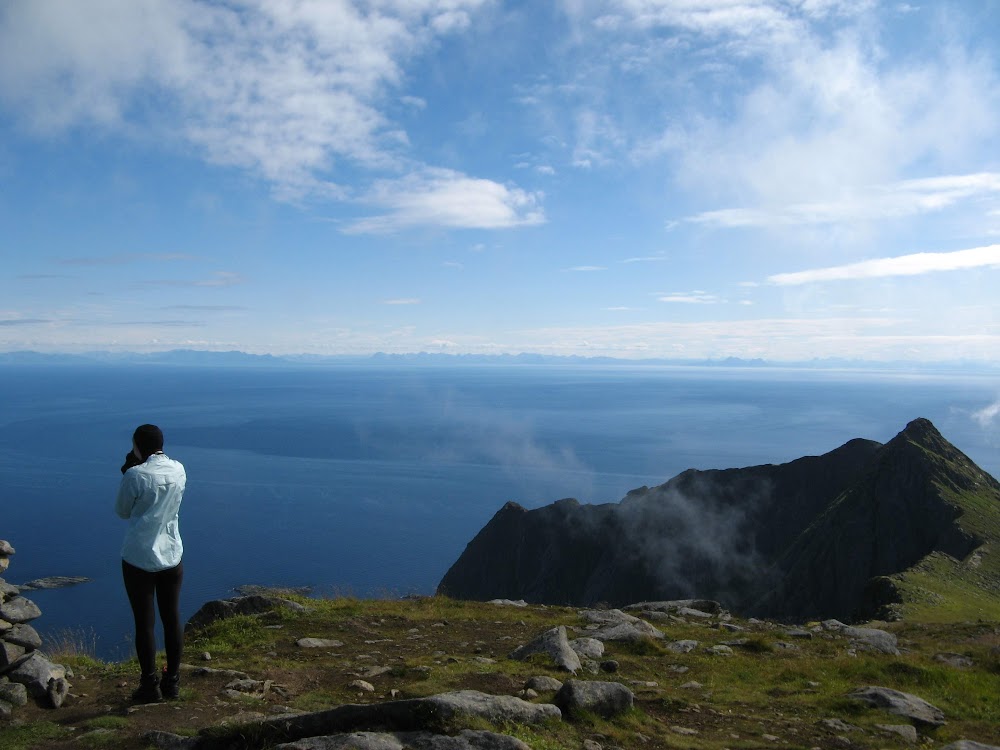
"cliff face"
438,419,1000,621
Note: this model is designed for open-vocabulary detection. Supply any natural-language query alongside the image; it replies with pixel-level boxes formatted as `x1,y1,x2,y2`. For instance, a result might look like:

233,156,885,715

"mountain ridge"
438,418,1000,622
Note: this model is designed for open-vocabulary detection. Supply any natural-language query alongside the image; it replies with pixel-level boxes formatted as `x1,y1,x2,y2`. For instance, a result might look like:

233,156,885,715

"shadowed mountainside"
438,419,1000,622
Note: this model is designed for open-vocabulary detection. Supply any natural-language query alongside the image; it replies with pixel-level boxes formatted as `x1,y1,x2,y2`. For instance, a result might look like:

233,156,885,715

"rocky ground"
1,593,999,750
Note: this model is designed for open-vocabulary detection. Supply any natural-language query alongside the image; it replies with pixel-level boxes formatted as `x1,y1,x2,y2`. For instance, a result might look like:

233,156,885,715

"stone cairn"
0,540,71,719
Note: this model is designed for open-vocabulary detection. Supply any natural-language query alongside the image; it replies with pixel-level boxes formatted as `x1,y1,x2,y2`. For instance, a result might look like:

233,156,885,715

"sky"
1,0,999,361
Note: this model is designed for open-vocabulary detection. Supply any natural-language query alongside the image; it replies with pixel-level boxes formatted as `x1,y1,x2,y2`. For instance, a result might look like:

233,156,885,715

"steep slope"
761,418,1000,621
438,419,1000,622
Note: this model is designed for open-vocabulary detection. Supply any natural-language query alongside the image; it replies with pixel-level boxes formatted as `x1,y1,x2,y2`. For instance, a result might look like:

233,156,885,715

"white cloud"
688,173,1000,228
768,244,1000,286
345,168,545,233
658,292,721,303
562,1,1000,220
0,0,497,205
972,400,1000,427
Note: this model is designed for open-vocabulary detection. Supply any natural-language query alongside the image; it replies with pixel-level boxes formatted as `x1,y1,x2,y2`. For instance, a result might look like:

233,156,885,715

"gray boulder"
5,651,67,699
510,626,581,673
0,596,41,624
524,676,563,693
666,640,698,654
0,579,19,600
588,621,664,643
4,623,42,650
569,637,604,660
553,679,634,719
0,640,26,668
841,626,899,655
205,690,560,747
297,638,344,649
274,730,531,749
0,680,28,706
940,743,1000,750
934,653,973,669
625,599,724,615
848,686,945,728
0,541,14,556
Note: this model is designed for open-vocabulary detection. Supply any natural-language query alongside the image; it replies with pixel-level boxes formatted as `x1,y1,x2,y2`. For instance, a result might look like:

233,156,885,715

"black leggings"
121,559,184,676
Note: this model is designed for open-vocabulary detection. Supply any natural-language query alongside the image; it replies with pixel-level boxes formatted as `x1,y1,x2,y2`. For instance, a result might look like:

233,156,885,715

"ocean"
1,363,997,661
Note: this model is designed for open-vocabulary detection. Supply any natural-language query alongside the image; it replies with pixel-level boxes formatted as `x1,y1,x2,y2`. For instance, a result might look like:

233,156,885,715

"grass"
4,595,1000,749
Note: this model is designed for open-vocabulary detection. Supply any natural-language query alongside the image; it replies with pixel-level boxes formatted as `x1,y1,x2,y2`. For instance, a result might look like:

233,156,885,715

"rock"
822,619,847,630
0,558,7,573
0,596,41,625
185,595,309,632
784,628,813,639
588,621,664,643
677,607,713,619
143,731,201,749
230,690,561,745
47,676,70,708
819,718,860,733
934,652,973,669
349,680,375,693
16,576,91,591
0,579,20,600
679,681,702,689
0,698,11,720
569,637,604,660
939,743,1000,750
0,680,28,706
720,622,744,632
876,724,918,743
0,541,14,556
553,679,634,719
666,639,698,653
509,626,581,673
273,730,532,749
626,599,724,615
6,652,66,698
524,676,563,692
0,640,26,668
583,740,603,750
842,626,899,655
201,652,212,661
705,645,734,656
0,619,11,632
848,686,945,728
599,660,618,673
671,726,699,735
297,638,345,649
762,734,780,742
4,623,42,650
487,599,528,607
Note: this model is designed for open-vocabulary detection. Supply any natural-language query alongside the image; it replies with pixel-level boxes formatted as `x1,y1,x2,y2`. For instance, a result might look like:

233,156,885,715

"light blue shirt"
116,453,186,571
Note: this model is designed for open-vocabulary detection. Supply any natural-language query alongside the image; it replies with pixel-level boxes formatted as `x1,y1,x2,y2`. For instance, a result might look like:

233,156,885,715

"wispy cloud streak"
768,244,1000,286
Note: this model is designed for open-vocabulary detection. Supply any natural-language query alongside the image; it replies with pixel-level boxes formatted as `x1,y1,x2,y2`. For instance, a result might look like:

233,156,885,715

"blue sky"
1,0,999,360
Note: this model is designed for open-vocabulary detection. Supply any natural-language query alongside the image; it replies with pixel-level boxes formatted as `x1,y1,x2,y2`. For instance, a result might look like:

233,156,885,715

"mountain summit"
438,419,1000,622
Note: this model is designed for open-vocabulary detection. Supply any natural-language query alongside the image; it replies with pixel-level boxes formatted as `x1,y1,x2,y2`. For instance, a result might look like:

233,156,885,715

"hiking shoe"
161,669,180,700
130,673,162,704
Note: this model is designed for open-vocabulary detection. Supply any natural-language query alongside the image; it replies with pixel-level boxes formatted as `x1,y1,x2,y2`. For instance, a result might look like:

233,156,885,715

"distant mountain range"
438,418,1000,622
1,349,996,372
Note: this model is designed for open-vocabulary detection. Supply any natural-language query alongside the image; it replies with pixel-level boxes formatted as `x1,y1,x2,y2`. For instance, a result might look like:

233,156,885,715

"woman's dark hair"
133,424,164,459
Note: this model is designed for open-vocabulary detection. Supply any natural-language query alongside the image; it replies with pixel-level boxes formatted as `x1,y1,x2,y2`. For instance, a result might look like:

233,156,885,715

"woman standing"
116,424,186,703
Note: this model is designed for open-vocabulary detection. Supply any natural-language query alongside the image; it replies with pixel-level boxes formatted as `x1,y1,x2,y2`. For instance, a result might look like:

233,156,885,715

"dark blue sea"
1,364,997,660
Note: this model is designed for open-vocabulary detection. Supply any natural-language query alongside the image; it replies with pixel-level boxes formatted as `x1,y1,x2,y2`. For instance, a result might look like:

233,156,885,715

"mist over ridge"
439,418,1000,622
